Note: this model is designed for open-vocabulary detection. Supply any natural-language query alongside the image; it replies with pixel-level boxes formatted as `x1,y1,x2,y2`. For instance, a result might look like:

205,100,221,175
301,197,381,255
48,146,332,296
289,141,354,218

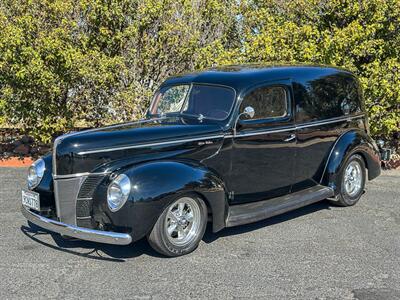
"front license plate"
22,190,40,211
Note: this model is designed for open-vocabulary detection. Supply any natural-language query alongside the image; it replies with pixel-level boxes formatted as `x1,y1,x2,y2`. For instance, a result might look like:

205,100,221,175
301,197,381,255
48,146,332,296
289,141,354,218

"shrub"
0,0,237,142
0,0,398,144
215,0,400,141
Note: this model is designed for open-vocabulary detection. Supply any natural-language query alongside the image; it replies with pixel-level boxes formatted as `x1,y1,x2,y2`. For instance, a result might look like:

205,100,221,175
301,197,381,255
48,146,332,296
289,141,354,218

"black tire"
333,154,366,207
147,194,208,257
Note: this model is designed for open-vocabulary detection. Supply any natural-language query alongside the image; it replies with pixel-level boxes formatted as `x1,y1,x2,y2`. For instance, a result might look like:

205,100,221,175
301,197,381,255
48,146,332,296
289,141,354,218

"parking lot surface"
0,167,399,299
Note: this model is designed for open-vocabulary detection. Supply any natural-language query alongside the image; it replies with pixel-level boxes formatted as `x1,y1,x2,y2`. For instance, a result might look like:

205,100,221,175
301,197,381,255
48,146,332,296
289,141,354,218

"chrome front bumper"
21,205,132,245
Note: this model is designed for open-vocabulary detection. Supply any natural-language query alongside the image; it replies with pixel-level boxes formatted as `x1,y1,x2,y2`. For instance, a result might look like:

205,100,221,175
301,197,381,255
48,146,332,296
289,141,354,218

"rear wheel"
333,154,366,206
147,194,207,257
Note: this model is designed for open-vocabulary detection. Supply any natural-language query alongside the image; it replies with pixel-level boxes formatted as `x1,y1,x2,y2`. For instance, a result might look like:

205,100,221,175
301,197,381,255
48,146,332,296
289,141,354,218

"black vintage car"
21,64,381,257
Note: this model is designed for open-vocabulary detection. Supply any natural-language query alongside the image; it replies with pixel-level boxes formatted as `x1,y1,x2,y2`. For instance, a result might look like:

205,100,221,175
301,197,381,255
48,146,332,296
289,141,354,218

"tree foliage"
0,0,237,142
216,0,400,141
0,0,399,143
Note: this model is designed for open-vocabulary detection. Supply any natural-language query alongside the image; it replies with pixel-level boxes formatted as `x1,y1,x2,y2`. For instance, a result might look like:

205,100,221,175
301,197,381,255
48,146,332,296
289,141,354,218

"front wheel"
147,194,207,257
334,154,366,206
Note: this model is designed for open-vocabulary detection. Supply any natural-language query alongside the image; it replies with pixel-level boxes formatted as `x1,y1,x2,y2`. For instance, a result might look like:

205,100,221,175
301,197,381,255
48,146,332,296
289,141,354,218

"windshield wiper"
179,112,207,121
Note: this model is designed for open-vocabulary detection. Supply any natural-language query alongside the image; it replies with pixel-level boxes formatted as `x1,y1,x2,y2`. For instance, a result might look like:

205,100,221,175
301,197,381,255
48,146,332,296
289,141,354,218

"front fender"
99,160,228,241
320,130,381,194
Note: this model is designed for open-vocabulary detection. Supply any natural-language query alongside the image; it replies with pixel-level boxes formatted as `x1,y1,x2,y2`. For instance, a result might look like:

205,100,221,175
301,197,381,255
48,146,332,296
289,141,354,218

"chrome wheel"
343,160,363,197
164,197,201,247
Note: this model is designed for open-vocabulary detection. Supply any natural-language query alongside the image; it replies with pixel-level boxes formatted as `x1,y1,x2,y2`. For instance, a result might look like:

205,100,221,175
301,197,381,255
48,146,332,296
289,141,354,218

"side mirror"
233,106,255,136
242,106,255,119
376,139,385,148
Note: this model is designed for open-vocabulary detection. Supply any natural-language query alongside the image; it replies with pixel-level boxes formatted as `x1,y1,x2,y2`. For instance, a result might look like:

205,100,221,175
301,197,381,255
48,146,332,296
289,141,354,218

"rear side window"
294,74,362,123
240,86,288,120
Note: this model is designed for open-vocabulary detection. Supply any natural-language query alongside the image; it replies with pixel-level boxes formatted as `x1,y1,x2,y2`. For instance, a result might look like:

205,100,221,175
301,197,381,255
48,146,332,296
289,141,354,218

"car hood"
54,117,225,175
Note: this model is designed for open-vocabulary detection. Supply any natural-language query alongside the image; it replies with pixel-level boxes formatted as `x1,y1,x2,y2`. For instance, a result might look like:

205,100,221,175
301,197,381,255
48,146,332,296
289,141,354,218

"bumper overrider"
22,205,132,245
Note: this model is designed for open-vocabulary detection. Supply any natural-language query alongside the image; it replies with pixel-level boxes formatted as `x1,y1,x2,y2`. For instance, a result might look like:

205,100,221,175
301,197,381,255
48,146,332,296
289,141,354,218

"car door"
228,80,296,204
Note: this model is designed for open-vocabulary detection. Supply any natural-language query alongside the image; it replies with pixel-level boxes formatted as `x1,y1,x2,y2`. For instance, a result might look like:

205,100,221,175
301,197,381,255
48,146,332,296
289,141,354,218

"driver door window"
240,86,288,121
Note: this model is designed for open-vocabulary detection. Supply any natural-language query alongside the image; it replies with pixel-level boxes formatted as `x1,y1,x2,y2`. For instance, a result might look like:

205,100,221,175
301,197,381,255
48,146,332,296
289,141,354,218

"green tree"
0,0,237,142
215,0,400,140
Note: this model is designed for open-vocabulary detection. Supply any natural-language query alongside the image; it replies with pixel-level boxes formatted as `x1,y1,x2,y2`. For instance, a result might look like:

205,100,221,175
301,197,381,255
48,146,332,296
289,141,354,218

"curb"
0,157,34,168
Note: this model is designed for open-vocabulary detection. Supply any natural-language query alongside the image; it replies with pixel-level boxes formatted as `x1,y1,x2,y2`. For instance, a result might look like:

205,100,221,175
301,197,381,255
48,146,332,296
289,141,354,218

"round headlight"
27,158,45,189
107,174,131,212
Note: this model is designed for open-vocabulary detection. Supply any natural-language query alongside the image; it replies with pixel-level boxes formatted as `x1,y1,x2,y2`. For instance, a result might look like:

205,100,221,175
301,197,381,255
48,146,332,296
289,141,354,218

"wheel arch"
116,160,229,241
320,129,381,194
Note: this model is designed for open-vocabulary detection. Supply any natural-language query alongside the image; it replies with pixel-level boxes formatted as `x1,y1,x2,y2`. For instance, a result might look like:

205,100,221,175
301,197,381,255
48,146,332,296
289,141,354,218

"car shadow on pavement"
203,200,332,243
20,223,164,262
20,200,332,261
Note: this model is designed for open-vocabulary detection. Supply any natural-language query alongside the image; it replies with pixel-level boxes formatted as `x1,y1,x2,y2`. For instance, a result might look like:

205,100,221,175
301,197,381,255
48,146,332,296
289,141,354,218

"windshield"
149,84,235,121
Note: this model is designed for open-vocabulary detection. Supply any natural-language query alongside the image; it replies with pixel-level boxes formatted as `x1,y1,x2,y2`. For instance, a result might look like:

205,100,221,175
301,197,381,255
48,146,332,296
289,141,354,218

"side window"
294,74,361,123
240,86,288,120
160,85,189,112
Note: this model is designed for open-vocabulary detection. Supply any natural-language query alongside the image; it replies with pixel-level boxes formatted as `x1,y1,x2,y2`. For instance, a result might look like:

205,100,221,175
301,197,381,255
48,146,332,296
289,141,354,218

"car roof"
161,64,354,93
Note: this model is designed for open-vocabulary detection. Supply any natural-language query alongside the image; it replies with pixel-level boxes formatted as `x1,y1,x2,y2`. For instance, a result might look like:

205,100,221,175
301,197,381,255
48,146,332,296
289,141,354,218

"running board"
226,185,334,227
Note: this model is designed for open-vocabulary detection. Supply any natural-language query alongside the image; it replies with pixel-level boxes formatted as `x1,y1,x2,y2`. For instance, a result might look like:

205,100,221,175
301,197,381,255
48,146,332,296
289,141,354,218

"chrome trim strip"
225,114,365,138
224,126,295,138
295,114,364,130
76,134,225,155
52,137,62,176
21,205,132,245
53,172,110,180
76,216,92,220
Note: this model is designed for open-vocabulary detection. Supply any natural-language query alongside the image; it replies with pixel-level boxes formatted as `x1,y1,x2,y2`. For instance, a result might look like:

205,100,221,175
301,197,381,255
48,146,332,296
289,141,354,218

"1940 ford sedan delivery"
21,65,381,256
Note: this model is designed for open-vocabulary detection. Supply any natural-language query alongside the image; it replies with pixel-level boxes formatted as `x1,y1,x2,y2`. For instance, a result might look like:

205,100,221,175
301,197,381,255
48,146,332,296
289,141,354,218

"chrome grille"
53,176,87,225
76,199,92,217
78,175,105,198
76,175,105,228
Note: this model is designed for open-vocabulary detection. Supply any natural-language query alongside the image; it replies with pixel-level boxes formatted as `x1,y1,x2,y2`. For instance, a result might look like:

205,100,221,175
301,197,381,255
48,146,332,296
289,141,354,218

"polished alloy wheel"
343,160,362,197
164,197,201,247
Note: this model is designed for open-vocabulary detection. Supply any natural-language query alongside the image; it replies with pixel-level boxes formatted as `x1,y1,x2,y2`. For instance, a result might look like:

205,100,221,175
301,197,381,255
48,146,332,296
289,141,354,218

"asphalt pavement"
0,167,399,299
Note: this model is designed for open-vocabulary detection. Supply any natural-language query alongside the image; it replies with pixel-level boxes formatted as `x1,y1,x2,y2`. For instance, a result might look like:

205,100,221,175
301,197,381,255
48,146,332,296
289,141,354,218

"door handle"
283,134,296,142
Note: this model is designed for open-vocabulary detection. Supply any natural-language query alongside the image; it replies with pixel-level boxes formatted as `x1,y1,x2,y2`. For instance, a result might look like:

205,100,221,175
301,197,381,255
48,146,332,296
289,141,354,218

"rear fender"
320,130,381,194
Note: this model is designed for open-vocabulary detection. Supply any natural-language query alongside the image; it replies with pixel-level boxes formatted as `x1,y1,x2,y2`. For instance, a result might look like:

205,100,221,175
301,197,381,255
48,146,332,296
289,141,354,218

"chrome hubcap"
344,161,362,197
165,197,201,247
